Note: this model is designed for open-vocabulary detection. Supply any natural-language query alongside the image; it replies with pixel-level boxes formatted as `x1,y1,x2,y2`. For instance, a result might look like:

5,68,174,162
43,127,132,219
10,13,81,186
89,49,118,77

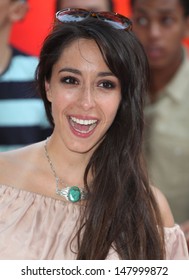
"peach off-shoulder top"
0,185,188,260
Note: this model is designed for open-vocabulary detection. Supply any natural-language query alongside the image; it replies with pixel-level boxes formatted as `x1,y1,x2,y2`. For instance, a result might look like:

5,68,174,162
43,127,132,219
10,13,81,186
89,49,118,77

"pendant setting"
55,178,87,203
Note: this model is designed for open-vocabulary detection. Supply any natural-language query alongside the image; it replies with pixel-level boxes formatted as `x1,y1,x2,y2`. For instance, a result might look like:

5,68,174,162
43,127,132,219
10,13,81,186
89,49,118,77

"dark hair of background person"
36,18,165,259
130,0,189,16
56,0,114,12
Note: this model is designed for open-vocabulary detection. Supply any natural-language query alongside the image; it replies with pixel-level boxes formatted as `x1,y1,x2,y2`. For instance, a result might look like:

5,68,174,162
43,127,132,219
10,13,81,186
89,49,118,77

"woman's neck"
45,136,92,187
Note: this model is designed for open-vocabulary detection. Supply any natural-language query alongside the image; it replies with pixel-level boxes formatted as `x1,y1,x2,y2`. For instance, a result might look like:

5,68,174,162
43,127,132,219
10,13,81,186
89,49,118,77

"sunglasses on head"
56,8,132,31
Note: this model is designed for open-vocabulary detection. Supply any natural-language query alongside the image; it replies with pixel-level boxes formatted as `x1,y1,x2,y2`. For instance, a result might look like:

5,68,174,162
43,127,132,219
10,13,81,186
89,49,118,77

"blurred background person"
56,0,114,12
0,0,52,152
130,0,189,245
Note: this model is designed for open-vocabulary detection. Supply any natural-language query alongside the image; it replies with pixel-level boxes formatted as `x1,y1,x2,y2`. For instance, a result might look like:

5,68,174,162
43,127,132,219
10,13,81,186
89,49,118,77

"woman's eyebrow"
58,68,114,77
58,67,81,75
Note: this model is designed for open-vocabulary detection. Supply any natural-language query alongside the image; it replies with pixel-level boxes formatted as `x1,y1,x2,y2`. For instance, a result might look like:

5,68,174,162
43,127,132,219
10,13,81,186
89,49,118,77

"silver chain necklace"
44,138,87,203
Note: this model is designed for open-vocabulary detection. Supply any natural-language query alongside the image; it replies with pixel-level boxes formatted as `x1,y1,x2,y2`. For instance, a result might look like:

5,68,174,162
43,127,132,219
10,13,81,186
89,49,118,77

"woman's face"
45,38,121,154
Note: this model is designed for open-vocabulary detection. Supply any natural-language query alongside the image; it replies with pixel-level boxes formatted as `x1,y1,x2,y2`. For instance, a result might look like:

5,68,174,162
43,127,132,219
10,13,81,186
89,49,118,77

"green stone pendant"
55,182,87,202
68,186,81,203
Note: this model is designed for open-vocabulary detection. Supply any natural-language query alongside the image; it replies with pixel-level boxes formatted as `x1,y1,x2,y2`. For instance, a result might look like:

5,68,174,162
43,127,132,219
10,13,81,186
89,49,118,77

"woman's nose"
78,86,96,110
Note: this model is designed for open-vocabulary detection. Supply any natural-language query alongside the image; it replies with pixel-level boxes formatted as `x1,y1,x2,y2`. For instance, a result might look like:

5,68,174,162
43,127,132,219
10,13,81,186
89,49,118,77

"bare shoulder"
0,142,40,163
151,186,175,227
0,142,44,187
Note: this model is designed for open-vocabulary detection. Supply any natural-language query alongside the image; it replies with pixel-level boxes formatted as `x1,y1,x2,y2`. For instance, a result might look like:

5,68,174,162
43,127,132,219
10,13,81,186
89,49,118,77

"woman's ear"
9,0,29,23
45,80,52,102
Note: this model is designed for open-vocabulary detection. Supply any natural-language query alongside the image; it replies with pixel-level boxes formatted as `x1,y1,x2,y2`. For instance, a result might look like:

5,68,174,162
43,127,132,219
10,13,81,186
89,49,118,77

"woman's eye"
99,81,115,89
61,76,79,85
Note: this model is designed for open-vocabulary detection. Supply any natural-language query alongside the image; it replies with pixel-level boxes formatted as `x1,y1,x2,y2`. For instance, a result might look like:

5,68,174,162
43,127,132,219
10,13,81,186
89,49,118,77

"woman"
0,8,188,259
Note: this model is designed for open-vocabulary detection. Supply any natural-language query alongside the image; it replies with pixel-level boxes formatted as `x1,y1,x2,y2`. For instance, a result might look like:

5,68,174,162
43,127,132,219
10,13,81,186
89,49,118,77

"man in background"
56,0,114,12
130,0,189,247
0,0,51,151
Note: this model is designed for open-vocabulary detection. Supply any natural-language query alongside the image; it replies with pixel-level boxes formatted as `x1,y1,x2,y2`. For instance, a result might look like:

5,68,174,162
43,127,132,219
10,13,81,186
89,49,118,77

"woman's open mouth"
68,116,98,137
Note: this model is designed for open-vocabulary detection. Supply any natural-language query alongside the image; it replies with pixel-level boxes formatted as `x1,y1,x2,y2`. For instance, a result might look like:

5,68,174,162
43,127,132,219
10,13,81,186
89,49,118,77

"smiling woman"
44,38,121,152
0,8,188,260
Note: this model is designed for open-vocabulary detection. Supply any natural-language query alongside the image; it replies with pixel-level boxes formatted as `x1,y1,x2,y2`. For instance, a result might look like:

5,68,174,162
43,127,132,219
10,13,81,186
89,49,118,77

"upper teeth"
70,117,97,125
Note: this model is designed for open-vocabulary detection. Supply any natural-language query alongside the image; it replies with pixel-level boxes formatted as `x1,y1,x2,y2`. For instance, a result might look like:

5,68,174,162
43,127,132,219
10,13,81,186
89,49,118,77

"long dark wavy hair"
36,17,165,259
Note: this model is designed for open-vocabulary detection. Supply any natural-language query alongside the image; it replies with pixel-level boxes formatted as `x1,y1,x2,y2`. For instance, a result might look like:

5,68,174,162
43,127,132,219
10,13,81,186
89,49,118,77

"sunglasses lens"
56,9,132,31
56,9,89,23
98,12,132,30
